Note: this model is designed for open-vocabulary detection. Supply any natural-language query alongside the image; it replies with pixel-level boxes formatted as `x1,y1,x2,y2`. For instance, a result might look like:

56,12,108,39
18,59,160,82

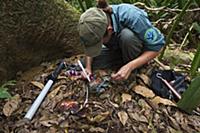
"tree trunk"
0,0,83,82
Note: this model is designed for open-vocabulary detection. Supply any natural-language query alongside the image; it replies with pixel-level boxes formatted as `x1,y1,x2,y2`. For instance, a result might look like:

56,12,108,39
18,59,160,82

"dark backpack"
150,70,188,101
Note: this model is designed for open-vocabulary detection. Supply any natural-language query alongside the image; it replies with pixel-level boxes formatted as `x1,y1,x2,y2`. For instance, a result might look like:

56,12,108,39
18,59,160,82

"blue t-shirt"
111,4,165,51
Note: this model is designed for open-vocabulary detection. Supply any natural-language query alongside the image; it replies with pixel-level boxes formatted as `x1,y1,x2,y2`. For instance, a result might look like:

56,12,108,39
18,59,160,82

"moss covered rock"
0,0,83,82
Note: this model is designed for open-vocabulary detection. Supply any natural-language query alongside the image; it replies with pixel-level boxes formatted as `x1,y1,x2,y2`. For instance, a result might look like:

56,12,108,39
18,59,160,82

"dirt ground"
0,56,200,133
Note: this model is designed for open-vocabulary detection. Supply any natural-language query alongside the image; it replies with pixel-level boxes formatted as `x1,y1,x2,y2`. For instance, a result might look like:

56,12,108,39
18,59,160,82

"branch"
134,2,200,13
179,24,194,50
153,58,170,70
134,2,165,11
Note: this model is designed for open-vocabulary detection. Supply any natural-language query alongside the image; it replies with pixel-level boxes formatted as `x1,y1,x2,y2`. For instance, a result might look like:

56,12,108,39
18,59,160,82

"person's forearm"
127,51,160,71
112,51,160,80
85,56,93,74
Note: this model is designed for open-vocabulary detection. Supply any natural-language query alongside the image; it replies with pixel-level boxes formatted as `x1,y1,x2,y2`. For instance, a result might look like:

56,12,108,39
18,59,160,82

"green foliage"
77,0,86,12
190,44,200,78
121,0,132,3
194,0,200,6
0,80,16,99
163,48,194,70
84,0,93,9
159,0,193,59
108,0,123,4
193,22,200,34
177,76,200,114
69,0,95,12
178,0,185,8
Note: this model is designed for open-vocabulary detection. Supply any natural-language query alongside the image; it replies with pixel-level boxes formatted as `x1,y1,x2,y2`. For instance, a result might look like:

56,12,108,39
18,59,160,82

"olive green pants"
92,28,143,70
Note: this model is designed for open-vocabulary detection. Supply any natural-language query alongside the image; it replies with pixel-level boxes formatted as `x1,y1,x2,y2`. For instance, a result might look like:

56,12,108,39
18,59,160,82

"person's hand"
111,64,133,80
81,56,93,81
85,67,92,77
81,67,93,81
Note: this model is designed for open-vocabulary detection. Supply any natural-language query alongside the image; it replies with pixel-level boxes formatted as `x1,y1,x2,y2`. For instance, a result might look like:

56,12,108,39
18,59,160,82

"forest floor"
0,54,200,133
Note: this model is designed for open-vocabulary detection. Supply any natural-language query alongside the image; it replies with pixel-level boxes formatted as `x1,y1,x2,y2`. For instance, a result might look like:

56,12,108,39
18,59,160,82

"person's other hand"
111,64,132,80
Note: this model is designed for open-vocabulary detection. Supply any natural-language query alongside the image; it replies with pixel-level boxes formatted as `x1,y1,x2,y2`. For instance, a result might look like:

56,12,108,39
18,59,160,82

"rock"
0,0,83,83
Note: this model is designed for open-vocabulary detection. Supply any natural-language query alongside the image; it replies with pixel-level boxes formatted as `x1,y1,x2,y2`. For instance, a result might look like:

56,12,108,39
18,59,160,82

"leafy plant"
0,80,16,99
84,0,93,9
77,0,86,12
190,44,200,78
193,22,200,34
121,0,132,3
159,0,193,59
177,76,200,114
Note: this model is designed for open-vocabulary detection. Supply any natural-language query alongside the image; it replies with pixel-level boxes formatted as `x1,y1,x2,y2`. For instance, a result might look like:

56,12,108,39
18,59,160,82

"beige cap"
78,7,108,57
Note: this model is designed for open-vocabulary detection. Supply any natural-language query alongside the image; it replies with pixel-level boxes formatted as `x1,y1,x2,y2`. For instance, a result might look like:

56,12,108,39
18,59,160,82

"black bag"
150,70,188,101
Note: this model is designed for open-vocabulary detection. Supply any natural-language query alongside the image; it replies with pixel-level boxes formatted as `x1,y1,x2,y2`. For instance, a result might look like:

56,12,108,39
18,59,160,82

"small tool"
156,73,182,100
77,60,91,82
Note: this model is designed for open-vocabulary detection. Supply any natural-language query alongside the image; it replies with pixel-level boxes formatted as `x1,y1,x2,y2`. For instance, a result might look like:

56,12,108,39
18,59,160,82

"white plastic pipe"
24,80,54,120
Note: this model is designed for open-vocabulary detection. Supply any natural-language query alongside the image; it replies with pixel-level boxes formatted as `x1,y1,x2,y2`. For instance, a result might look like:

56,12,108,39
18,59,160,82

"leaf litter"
0,55,200,133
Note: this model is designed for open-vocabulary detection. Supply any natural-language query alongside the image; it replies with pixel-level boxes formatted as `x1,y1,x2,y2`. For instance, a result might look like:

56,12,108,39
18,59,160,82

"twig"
179,24,194,50
134,2,200,12
193,110,200,116
83,84,89,107
134,2,165,11
165,7,200,12
153,18,166,25
71,84,89,114
154,58,170,70
153,16,176,27
77,60,91,82
159,0,193,59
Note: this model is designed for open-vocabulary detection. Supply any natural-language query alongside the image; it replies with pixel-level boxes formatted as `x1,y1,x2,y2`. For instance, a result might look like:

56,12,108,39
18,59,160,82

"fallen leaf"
40,119,59,127
48,85,62,98
162,108,180,130
151,96,176,106
138,74,151,86
89,127,105,133
168,115,180,130
97,70,108,76
3,94,21,116
57,100,79,113
118,111,128,126
57,75,68,80
153,113,160,123
87,111,109,123
31,81,44,89
99,93,110,99
59,120,69,128
121,93,132,103
108,99,119,108
39,114,59,127
133,85,155,98
175,111,194,131
138,99,152,109
65,129,68,133
129,112,148,123
48,127,58,133
79,124,90,129
167,126,179,133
